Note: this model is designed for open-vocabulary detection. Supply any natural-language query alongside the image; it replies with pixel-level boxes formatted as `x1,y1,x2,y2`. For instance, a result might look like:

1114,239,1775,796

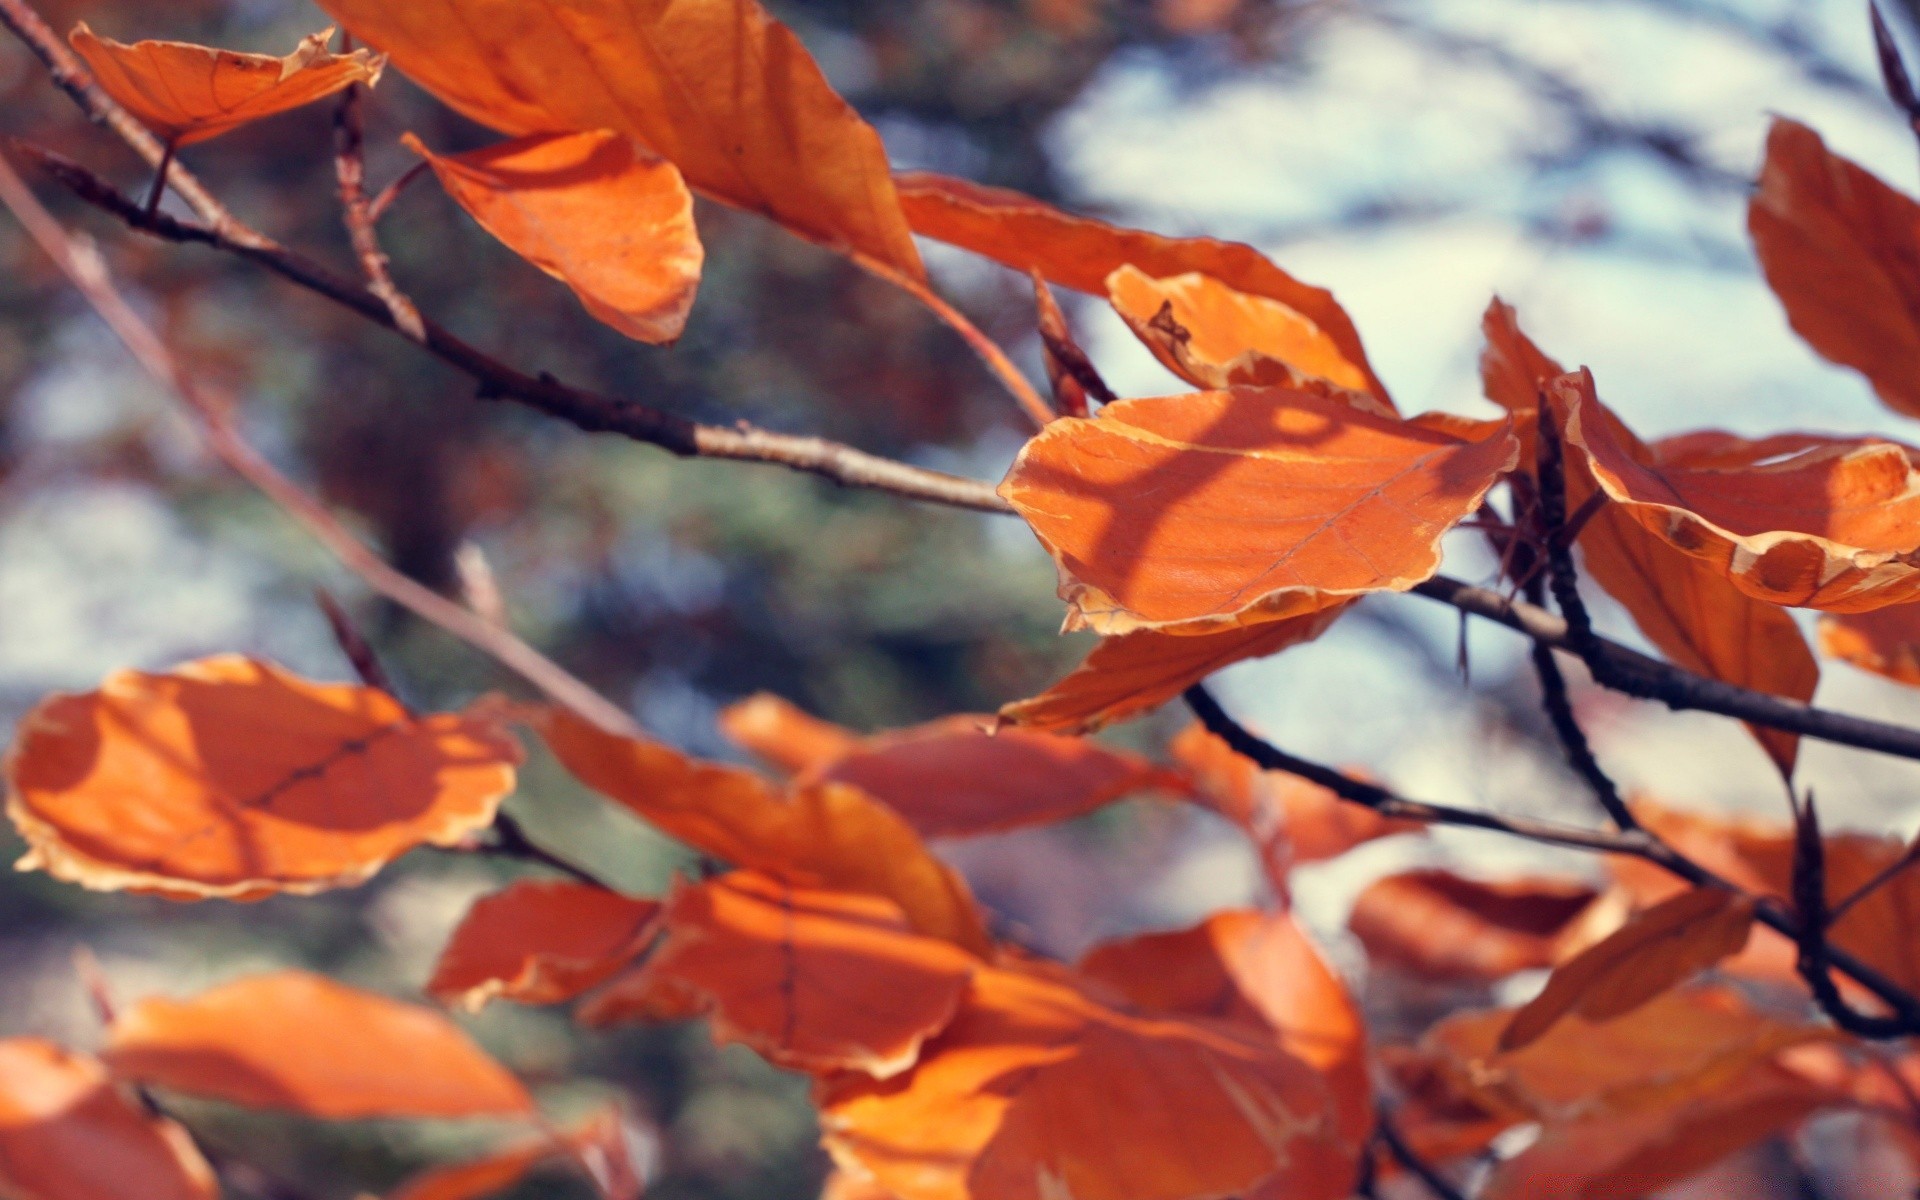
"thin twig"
331,77,425,341
0,150,639,737
1373,1107,1470,1200
1829,839,1920,924
1791,793,1920,1037
490,812,610,888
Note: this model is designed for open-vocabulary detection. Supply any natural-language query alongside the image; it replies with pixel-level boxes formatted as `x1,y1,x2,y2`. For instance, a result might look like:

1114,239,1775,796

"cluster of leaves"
10,1,1920,1198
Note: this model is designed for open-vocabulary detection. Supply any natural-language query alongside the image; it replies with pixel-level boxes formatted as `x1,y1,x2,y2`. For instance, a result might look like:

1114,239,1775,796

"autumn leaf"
617,871,976,1078
0,1039,217,1200
819,962,1354,1200
718,693,863,775
387,1106,642,1200
1032,270,1110,418
997,606,1350,733
1076,910,1371,1145
1000,388,1517,636
4,655,521,899
719,696,1190,839
312,0,924,282
1820,602,1920,686
1553,369,1920,611
895,172,1387,401
1499,886,1756,1051
1106,266,1387,403
68,23,382,146
1482,301,1818,774
103,971,532,1119
1349,870,1601,981
406,131,702,345
427,879,661,1012
1749,117,1920,419
542,709,989,953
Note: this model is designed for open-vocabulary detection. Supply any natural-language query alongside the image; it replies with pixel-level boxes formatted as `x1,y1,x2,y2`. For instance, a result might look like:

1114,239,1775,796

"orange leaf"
626,871,976,1078
1820,602,1920,685
1349,870,1600,981
103,971,532,1119
1749,117,1920,419
1000,389,1517,636
1554,369,1920,611
1076,910,1371,1145
1483,302,1820,773
819,963,1353,1200
1106,266,1386,403
1170,723,1419,884
312,0,923,282
541,710,989,954
406,131,701,345
1499,887,1755,1052
895,172,1387,401
427,879,661,1011
387,1106,642,1200
4,655,521,899
68,23,382,146
0,1039,217,1200
997,606,1349,733
719,693,863,775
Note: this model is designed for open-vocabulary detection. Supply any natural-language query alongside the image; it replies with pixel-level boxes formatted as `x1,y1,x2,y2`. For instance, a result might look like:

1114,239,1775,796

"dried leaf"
626,871,976,1078
1349,871,1600,981
0,1039,217,1200
896,172,1386,401
1482,302,1819,773
1000,388,1517,635
1749,117,1920,419
313,0,924,281
819,963,1353,1200
1076,910,1370,1144
69,23,382,146
406,131,702,345
1032,271,1110,418
427,879,661,1011
1500,887,1755,1051
718,693,864,775
4,655,521,899
1554,369,1920,611
998,606,1349,733
1106,266,1385,403
542,710,989,953
104,971,532,1119
1820,602,1920,685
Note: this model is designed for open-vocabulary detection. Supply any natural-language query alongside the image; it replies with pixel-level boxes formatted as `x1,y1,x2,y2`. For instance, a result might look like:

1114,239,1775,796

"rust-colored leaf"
103,971,532,1119
1499,887,1755,1051
1106,266,1386,403
4,655,521,900
895,172,1387,401
542,710,988,953
406,131,701,345
1482,301,1819,774
1820,602,1920,685
819,963,1353,1200
1000,388,1517,635
313,0,923,281
0,1039,217,1200
1076,910,1370,1145
427,879,661,1011
718,693,863,775
1554,369,1920,611
1033,270,1109,418
1749,117,1920,419
69,23,382,146
387,1106,642,1200
998,606,1350,734
623,871,976,1078
1349,870,1601,981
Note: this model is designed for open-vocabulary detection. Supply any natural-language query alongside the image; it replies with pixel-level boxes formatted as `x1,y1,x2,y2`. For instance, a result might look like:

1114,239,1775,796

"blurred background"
5,0,1920,1196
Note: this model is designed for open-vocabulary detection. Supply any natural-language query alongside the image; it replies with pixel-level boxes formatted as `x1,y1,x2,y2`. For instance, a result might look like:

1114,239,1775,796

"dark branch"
1373,1108,1470,1200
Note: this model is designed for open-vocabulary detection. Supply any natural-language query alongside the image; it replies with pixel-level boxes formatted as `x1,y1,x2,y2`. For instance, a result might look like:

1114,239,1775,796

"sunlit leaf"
720,694,862,775
427,879,661,1012
5,656,521,900
387,1106,642,1200
1000,388,1517,635
104,971,532,1119
1500,887,1755,1051
406,131,702,345
542,710,989,953
69,23,382,146
1819,602,1920,686
1349,870,1600,981
620,871,976,1078
313,0,924,281
895,172,1386,400
0,1039,217,1200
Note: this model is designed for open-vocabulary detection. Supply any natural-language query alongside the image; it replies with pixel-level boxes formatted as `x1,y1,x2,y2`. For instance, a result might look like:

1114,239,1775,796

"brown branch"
1791,794,1920,1038
488,811,610,888
1183,683,1920,1035
1373,1107,1469,1200
331,76,425,341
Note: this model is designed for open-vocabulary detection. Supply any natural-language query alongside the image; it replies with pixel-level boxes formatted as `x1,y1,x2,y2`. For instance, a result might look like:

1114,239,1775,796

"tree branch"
330,70,425,341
